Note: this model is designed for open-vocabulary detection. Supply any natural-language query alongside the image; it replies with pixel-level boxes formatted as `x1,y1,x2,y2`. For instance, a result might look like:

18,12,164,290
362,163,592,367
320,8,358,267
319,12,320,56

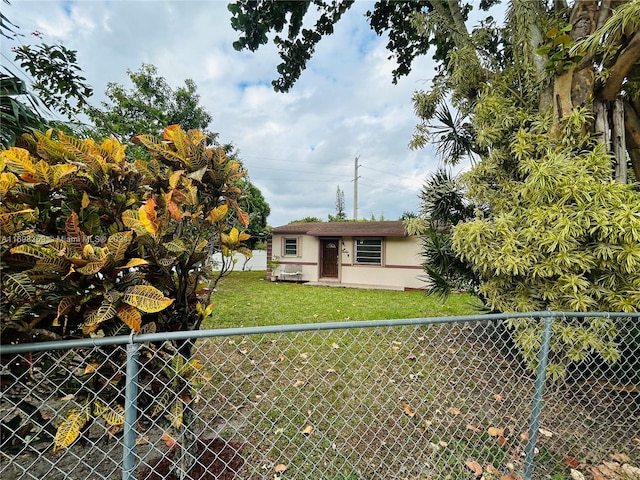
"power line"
248,165,347,177
242,154,349,167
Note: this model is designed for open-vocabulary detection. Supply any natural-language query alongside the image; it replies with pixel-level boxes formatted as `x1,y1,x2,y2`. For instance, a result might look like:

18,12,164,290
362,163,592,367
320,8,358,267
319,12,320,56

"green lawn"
189,271,619,478
202,270,480,329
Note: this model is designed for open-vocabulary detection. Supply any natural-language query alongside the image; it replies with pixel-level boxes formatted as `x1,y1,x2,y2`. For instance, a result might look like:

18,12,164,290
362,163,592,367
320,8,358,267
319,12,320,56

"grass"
189,272,631,479
195,273,539,478
202,270,480,329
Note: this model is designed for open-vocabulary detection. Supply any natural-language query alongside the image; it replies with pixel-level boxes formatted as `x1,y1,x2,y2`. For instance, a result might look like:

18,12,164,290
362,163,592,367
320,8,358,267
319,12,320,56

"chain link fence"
1,312,638,480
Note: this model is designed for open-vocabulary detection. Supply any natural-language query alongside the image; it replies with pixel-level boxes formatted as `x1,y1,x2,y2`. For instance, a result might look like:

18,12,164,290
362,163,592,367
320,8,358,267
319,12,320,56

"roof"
271,221,408,237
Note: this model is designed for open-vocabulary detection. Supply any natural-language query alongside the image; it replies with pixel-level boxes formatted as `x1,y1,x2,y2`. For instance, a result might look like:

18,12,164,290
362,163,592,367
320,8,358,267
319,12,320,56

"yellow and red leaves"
237,209,250,227
122,285,174,313
162,124,181,141
53,297,78,327
0,171,18,194
107,231,133,264
1,147,37,177
123,198,160,239
99,137,127,164
53,407,89,452
116,304,142,333
139,198,160,237
208,204,229,224
65,212,87,251
167,201,183,221
82,300,117,334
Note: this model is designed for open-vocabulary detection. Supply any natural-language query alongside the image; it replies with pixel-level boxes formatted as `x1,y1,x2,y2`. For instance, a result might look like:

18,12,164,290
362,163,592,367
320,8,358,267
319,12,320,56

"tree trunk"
612,98,627,183
624,99,640,181
550,0,599,137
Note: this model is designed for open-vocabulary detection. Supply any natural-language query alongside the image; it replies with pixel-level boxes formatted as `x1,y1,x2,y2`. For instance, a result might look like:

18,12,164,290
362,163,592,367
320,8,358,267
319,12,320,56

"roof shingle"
271,221,408,237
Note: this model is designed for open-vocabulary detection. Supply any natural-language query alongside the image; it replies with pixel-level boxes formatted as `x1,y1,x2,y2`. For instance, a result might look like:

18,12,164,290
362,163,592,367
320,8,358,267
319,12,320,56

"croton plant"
1,125,251,341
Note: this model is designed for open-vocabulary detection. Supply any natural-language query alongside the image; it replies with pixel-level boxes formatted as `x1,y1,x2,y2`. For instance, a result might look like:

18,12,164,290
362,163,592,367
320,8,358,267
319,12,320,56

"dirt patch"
138,438,244,480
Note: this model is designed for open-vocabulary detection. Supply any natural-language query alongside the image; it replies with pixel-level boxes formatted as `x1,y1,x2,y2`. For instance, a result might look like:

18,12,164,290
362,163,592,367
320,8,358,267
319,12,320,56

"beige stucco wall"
271,234,320,280
271,233,424,290
339,236,423,289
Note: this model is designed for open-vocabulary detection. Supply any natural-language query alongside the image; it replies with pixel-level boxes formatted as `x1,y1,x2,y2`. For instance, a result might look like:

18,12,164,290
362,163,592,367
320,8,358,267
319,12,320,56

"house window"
355,238,382,265
283,237,299,256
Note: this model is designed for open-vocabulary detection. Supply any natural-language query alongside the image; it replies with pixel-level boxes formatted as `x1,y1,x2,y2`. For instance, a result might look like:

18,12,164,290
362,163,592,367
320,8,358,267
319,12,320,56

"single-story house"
267,221,424,290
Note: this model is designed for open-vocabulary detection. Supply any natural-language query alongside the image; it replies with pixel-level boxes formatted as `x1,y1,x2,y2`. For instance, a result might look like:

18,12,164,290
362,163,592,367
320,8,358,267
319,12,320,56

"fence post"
523,315,554,480
123,340,140,480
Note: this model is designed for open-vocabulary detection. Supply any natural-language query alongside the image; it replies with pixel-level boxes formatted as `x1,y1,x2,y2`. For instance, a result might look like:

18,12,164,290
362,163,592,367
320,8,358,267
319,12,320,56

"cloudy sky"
2,1,479,227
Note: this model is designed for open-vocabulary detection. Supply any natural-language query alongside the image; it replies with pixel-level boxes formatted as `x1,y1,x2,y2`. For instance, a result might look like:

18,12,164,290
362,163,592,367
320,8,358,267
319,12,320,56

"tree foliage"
229,1,502,92
329,185,347,222
87,64,213,147
414,169,481,298
454,108,640,377
13,43,93,116
0,9,92,146
85,64,271,246
0,73,44,147
407,0,640,374
290,216,323,223
239,180,271,249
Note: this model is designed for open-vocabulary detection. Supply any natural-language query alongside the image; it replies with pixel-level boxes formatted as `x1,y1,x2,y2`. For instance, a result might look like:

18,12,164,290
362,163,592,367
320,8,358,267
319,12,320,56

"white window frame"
354,238,383,265
283,237,300,257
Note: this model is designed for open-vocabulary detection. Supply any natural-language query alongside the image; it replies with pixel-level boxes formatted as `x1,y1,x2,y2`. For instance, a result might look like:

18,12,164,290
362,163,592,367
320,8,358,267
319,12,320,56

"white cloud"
1,0,448,225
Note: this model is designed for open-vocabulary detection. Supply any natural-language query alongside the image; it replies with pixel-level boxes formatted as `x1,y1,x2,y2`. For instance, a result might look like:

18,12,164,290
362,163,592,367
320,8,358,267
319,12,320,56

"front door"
320,239,339,278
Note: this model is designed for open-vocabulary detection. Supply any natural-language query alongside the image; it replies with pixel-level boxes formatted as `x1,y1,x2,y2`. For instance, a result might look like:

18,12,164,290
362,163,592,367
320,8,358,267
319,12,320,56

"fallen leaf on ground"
161,431,178,448
301,425,313,435
84,362,101,374
633,438,640,445
570,469,585,480
571,468,587,480
497,436,508,447
488,427,505,437
330,343,339,349
500,474,522,480
439,440,448,447
621,464,640,477
293,379,305,387
485,464,501,475
467,424,482,433
538,428,553,438
401,402,416,417
465,459,483,476
563,456,580,468
135,435,150,445
326,368,337,373
493,393,505,402
448,407,461,415
602,461,622,473
588,466,606,480
593,464,617,477
610,452,631,463
274,464,287,473
519,431,529,441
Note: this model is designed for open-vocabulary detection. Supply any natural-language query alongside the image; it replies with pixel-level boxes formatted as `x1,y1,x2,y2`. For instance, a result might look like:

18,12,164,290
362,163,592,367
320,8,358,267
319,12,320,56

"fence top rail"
1,311,637,355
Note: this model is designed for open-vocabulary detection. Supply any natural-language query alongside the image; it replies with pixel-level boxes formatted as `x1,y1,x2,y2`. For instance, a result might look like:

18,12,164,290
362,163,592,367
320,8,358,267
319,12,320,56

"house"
267,221,424,290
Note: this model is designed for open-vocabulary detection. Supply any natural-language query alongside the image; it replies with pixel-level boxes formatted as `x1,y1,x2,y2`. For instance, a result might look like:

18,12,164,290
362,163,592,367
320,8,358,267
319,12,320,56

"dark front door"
320,239,339,278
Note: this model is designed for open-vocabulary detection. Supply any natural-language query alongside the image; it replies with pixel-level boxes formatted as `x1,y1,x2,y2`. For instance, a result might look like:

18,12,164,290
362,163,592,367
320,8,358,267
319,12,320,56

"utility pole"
353,156,361,220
